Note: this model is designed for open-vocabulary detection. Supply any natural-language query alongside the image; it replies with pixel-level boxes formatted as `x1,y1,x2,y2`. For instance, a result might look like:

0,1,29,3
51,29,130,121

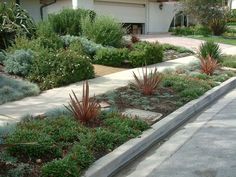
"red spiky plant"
65,81,101,124
131,35,140,43
131,67,162,95
200,56,219,76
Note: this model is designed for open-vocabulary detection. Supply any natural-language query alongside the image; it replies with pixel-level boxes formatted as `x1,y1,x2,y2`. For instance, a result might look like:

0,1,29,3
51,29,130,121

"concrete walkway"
0,56,198,125
140,33,236,55
114,88,236,177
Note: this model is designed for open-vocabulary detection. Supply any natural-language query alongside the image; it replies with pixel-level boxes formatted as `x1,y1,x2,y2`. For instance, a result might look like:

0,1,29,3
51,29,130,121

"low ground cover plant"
0,75,40,105
1,111,149,176
220,55,236,68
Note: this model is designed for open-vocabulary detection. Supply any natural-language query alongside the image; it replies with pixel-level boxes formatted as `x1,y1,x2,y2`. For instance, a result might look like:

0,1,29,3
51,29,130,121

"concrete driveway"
140,33,236,55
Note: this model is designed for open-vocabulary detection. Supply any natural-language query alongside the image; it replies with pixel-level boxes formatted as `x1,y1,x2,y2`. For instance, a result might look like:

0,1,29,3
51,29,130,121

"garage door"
94,1,146,23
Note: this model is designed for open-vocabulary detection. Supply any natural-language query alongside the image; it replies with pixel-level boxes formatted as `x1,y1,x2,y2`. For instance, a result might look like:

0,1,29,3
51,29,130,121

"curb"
84,77,236,177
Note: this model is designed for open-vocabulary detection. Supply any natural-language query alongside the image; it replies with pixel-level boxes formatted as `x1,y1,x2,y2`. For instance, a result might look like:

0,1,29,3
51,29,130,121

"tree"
181,0,230,35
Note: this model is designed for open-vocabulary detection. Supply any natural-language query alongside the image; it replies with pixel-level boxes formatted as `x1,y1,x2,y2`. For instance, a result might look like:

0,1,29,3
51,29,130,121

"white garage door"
94,1,146,23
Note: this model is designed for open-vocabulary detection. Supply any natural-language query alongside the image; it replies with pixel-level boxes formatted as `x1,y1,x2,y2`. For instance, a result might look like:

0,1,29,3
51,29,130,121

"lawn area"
221,55,236,68
188,35,236,46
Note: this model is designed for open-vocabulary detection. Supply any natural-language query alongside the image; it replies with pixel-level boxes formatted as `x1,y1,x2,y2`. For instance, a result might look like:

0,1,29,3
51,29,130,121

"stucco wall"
147,2,179,33
232,0,236,9
20,0,41,22
44,0,72,18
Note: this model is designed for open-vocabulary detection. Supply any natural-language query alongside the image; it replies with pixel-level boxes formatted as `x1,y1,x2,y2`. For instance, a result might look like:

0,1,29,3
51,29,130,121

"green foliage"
60,35,80,48
129,42,163,67
49,8,96,36
0,51,6,64
41,157,80,177
181,0,229,35
228,9,236,23
79,37,105,56
0,2,36,49
68,40,86,55
162,44,193,53
5,111,149,176
28,49,94,90
171,25,211,36
0,75,40,105
221,55,236,68
4,49,34,76
94,48,129,66
198,41,222,60
81,15,125,47
36,21,63,50
162,75,212,102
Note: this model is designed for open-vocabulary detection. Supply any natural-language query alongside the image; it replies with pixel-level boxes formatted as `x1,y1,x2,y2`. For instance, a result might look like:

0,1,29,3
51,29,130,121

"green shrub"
79,37,105,56
162,44,193,53
36,21,63,50
41,157,80,177
221,55,236,68
0,2,36,49
60,35,80,48
49,8,96,36
68,40,86,55
198,41,222,60
94,48,129,66
0,75,40,105
193,25,211,36
0,51,6,64
81,15,125,47
28,49,94,90
4,49,34,77
129,42,163,67
171,26,195,36
162,75,212,102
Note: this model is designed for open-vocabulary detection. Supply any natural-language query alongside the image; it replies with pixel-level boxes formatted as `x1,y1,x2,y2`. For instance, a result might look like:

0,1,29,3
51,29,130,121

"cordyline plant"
200,56,219,75
65,81,101,124
131,67,162,95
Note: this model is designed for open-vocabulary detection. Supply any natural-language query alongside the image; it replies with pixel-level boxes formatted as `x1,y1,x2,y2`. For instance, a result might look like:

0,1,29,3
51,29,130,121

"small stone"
122,108,162,125
36,159,42,164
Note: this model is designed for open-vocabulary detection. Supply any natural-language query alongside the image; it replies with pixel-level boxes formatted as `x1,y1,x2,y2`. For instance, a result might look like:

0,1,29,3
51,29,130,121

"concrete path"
114,88,236,177
0,56,198,125
140,33,236,55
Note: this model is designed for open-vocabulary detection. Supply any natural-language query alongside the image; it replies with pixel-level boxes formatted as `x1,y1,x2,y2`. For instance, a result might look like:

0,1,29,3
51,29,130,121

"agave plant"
198,41,222,61
131,67,162,95
200,56,219,76
65,81,101,124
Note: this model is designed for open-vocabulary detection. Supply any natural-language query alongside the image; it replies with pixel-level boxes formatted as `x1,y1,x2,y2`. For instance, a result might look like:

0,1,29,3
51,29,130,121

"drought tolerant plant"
0,51,6,64
79,37,105,56
49,8,96,36
81,15,125,47
198,41,222,61
131,67,162,95
0,1,36,49
65,81,101,124
94,48,129,67
129,41,163,67
131,35,140,43
28,49,94,90
4,49,34,77
221,55,236,68
0,75,40,105
200,56,219,75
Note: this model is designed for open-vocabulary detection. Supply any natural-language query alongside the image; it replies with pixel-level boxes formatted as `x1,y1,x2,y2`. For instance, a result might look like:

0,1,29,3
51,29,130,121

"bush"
221,55,236,68
49,8,96,36
193,25,211,36
28,49,94,90
0,2,36,49
129,42,163,67
4,49,34,77
79,37,105,56
94,48,129,66
0,51,6,64
41,157,80,177
81,15,125,47
36,21,63,50
68,40,86,55
171,26,195,36
0,75,40,105
61,35,80,48
198,41,222,61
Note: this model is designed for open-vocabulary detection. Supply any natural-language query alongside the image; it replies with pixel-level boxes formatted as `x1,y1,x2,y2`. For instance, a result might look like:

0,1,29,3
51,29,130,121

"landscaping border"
84,76,236,177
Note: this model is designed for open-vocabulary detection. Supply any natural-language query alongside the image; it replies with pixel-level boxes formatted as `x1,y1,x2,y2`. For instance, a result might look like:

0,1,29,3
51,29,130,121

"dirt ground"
93,64,127,77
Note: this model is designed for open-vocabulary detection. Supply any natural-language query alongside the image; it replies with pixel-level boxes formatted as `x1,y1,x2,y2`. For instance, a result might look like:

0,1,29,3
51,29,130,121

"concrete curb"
84,77,236,177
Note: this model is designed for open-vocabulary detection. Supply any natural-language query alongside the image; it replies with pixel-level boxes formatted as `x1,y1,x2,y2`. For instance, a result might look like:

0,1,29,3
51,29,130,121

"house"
15,0,181,34
229,0,236,9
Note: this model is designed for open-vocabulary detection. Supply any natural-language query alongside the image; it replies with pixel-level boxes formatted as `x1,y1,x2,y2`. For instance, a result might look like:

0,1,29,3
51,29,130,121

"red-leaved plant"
65,81,101,124
131,67,162,95
200,56,219,75
131,35,140,44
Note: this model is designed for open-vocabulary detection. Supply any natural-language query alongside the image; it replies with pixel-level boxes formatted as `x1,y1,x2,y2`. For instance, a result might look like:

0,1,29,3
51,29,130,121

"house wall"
232,0,236,9
20,0,41,22
147,2,179,33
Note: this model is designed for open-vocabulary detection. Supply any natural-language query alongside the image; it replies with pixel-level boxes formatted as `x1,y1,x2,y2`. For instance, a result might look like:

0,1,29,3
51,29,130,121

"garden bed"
0,65,235,177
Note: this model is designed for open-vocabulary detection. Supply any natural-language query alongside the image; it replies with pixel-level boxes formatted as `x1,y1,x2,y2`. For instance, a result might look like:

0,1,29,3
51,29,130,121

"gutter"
40,0,57,20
